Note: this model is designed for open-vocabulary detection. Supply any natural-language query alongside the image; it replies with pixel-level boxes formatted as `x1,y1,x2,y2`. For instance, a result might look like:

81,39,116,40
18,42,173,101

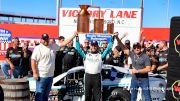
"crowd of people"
0,31,169,101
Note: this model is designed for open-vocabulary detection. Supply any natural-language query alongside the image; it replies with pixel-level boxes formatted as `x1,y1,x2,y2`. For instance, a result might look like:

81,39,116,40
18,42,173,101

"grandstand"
0,12,56,24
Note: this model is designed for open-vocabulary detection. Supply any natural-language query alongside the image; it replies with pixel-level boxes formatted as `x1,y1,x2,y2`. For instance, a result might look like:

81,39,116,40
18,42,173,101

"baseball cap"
125,40,130,44
58,36,65,40
41,33,49,40
133,42,141,49
145,46,155,52
91,40,98,46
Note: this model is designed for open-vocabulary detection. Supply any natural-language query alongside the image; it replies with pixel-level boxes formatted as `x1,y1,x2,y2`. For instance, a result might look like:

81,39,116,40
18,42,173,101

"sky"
0,0,180,28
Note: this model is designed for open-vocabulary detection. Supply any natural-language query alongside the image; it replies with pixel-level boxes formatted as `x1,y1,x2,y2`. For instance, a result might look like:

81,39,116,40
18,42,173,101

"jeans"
130,78,151,101
1,62,21,79
35,77,53,101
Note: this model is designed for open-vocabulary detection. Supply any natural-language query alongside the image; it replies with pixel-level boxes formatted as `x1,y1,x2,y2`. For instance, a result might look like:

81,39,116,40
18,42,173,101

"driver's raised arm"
75,35,86,59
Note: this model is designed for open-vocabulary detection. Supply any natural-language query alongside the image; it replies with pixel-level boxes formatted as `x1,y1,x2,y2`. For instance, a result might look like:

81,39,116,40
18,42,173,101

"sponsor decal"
85,34,112,44
0,28,12,43
172,80,180,100
174,34,180,57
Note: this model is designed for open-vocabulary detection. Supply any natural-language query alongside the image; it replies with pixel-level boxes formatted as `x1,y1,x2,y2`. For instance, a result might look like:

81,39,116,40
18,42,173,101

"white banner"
59,8,142,46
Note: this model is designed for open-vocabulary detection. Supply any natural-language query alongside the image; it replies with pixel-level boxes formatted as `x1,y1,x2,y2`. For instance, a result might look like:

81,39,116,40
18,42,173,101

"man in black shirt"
54,36,65,76
1,37,23,79
157,40,168,73
62,41,78,72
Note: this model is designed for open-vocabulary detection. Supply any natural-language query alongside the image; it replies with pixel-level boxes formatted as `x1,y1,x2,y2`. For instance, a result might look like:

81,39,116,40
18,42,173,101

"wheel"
108,88,130,101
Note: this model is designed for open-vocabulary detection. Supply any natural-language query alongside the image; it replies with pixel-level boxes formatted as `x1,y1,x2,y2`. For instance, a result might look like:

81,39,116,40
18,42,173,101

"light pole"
0,0,2,12
166,0,170,27
122,0,124,7
90,0,93,5
56,0,61,25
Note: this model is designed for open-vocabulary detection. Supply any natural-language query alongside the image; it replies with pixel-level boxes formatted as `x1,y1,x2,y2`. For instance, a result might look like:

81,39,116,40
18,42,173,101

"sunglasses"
133,46,141,49
102,43,107,44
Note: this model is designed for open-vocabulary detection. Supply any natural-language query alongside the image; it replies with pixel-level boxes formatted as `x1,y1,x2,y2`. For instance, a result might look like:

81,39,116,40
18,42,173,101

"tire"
109,88,130,101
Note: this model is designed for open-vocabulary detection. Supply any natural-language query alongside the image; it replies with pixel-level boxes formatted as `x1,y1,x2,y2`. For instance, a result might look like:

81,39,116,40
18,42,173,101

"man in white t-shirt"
31,32,77,101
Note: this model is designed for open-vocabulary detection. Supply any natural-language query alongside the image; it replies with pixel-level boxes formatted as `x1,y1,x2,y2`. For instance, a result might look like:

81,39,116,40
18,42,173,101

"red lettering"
131,11,138,18
62,9,139,18
93,10,100,18
176,40,180,45
174,86,180,92
116,11,122,18
110,11,116,18
62,10,69,17
100,11,106,18
123,11,131,18
72,10,79,17
68,10,72,17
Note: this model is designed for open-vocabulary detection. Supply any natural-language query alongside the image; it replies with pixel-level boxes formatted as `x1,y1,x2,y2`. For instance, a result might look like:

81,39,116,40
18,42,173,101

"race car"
27,65,166,101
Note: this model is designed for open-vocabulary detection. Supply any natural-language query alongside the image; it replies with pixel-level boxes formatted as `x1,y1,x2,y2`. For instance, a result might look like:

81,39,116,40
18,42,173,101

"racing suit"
76,36,113,101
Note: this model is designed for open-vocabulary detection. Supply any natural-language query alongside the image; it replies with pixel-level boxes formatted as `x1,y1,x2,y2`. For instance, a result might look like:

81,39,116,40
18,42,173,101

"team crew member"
1,37,23,79
62,41,79,72
115,33,151,101
31,32,77,101
157,40,168,73
106,46,124,67
105,46,125,80
76,34,115,101
54,36,65,76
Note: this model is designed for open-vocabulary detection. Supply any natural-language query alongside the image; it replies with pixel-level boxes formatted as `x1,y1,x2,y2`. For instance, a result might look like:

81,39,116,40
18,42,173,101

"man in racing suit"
75,34,115,101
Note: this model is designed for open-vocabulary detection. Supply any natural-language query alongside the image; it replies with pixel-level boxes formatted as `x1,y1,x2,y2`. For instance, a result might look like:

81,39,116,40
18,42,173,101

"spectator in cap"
114,33,152,101
58,36,65,45
31,32,78,101
125,40,131,50
75,33,117,101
